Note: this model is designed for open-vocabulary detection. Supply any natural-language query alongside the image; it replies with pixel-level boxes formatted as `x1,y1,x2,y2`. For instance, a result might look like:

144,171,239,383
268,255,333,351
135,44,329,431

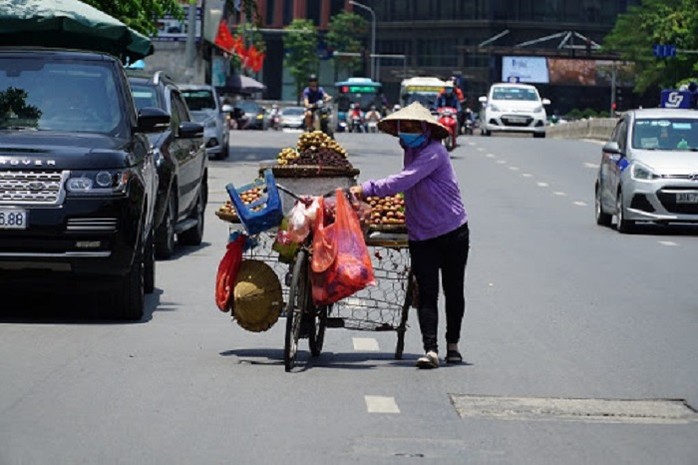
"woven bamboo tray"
259,163,360,178
215,209,240,223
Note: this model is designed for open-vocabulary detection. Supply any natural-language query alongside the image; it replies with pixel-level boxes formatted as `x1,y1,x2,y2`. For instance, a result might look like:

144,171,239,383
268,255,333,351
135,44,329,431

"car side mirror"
542,98,551,105
478,96,487,103
136,107,170,133
221,104,234,113
178,121,204,139
603,141,621,154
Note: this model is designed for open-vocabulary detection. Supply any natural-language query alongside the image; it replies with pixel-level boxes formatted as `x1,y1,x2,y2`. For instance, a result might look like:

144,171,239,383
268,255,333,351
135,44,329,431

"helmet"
444,81,454,88
308,74,318,83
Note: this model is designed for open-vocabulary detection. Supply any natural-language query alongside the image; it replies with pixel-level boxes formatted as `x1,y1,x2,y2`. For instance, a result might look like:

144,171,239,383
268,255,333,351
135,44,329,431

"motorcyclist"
364,105,382,133
269,103,281,130
302,74,332,131
348,101,364,132
435,81,462,113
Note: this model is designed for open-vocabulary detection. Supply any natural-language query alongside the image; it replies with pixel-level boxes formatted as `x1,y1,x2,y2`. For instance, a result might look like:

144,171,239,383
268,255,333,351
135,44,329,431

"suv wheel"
155,194,176,259
178,185,205,246
112,237,145,320
144,231,155,294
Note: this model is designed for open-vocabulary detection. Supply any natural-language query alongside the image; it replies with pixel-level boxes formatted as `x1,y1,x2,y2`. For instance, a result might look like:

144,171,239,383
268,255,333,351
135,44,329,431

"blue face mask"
398,132,427,148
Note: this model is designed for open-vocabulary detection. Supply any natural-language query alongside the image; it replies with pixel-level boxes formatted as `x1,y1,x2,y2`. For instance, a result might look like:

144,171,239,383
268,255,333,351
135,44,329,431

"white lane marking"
486,153,496,158
522,173,532,177
353,337,379,351
659,241,678,247
365,396,400,414
537,182,549,187
496,160,506,164
553,191,567,196
509,166,519,171
476,147,485,152
584,162,598,169
467,142,476,146
573,201,588,206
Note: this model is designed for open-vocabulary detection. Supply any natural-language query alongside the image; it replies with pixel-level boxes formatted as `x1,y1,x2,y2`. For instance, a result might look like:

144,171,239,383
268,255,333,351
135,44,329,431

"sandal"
445,350,463,364
416,351,439,369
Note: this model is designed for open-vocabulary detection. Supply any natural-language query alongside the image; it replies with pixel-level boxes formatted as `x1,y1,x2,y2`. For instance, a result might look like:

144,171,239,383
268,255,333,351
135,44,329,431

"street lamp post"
349,0,376,81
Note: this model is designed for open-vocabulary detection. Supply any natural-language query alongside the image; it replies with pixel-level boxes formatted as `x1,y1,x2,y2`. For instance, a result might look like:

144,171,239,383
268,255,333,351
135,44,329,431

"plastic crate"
226,169,283,235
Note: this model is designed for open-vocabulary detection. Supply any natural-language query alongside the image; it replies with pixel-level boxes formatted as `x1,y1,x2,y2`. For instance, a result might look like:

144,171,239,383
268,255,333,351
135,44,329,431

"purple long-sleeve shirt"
361,140,467,241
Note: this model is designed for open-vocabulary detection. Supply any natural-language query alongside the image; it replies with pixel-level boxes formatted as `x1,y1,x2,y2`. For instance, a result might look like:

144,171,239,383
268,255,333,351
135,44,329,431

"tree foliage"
326,12,368,76
83,0,184,36
603,0,698,92
283,19,319,103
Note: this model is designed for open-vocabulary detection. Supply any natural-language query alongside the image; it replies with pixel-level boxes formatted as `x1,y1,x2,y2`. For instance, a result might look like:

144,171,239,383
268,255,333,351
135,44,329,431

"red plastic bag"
215,234,246,312
310,190,375,306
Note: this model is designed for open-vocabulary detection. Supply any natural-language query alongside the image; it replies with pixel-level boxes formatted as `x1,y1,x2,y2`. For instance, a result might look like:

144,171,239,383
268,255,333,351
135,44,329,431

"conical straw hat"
232,260,283,332
377,101,450,139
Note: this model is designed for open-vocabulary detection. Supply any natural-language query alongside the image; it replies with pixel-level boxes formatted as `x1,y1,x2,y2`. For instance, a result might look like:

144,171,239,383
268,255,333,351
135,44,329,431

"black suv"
127,71,208,259
0,48,168,320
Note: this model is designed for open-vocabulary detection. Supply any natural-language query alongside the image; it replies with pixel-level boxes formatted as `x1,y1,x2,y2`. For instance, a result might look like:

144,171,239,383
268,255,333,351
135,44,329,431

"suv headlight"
205,119,217,129
533,105,543,113
489,104,501,112
630,162,660,181
66,169,132,195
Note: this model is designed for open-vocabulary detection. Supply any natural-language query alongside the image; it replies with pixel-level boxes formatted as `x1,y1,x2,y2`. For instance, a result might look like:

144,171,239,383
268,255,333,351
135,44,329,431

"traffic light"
615,87,623,111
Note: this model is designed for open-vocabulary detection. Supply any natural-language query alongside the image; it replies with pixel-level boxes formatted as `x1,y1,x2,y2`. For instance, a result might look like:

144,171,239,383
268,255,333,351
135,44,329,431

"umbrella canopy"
0,0,153,63
218,74,266,95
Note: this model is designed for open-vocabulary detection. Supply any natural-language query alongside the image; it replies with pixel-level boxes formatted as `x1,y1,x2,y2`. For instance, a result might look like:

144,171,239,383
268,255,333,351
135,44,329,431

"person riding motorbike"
364,104,382,133
269,103,281,130
302,74,332,131
435,82,462,114
348,102,365,132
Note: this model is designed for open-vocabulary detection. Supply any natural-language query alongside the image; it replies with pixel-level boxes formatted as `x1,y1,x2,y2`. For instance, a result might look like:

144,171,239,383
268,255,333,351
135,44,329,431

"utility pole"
185,0,197,68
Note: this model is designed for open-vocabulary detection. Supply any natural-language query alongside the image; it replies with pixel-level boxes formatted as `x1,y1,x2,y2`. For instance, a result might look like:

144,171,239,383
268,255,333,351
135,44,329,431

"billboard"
502,57,635,87
501,56,549,84
154,5,202,42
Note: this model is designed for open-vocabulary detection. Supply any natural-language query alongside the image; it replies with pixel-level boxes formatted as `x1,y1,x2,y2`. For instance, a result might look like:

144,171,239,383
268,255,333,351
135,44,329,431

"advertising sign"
501,56,549,84
154,5,202,42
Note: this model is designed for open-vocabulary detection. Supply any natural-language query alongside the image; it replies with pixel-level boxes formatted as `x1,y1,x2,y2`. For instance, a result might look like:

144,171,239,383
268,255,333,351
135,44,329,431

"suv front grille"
0,170,67,205
657,186,698,214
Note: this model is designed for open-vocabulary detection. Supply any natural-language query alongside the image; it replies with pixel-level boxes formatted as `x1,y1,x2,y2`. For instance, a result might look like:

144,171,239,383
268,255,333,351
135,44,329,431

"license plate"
676,192,698,203
0,208,28,229
505,116,527,123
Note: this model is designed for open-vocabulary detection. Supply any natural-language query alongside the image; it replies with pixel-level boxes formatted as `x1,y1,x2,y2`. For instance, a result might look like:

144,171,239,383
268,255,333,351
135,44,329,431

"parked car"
0,48,165,319
128,71,208,259
478,83,550,138
595,108,698,233
280,106,306,129
235,100,268,130
178,84,231,159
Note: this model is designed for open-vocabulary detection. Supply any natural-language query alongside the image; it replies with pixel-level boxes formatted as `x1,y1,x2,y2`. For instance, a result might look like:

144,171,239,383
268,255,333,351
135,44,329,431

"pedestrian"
349,102,470,369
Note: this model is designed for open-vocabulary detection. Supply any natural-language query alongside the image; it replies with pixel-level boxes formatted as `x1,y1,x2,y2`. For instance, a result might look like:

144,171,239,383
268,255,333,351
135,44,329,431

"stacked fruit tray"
269,130,359,177
215,186,263,223
365,194,406,232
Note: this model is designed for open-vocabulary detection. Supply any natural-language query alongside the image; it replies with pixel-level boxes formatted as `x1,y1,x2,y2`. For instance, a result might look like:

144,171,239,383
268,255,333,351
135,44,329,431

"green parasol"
0,0,154,62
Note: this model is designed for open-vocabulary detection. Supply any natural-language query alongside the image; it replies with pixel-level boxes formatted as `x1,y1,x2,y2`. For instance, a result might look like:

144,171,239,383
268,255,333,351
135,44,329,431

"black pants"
409,222,470,354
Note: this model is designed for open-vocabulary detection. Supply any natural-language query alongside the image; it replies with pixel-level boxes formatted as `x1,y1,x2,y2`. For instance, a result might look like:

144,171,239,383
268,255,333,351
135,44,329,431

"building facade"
234,0,645,113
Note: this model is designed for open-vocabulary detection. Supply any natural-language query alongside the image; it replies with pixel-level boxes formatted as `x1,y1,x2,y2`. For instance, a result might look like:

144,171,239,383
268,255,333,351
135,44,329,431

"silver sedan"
595,108,698,233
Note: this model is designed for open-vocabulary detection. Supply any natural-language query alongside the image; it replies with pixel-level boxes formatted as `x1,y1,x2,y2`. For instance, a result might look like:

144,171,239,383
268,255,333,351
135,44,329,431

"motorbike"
436,106,458,151
308,100,334,138
348,111,365,133
270,111,281,130
461,108,474,135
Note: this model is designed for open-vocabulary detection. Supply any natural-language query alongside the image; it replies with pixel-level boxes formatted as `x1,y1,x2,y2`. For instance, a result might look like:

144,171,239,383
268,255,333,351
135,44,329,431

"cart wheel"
394,272,414,360
309,305,329,356
284,249,308,372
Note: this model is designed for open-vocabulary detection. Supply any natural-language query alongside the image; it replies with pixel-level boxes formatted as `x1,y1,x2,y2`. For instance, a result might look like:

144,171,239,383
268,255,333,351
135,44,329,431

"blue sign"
653,44,677,58
660,89,693,109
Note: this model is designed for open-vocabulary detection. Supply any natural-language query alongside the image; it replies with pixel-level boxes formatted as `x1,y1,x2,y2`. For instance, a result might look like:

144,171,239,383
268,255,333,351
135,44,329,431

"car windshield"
131,84,161,110
632,118,698,151
0,58,126,135
238,101,260,113
181,89,217,111
491,87,539,101
282,107,304,116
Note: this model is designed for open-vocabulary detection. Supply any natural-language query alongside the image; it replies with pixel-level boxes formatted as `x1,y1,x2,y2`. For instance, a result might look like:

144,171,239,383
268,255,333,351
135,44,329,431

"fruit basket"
365,194,407,234
225,169,283,234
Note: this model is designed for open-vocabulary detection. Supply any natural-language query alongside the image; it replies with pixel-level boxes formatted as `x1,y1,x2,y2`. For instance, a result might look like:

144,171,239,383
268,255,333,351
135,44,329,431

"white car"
478,83,550,138
595,108,698,233
178,84,232,159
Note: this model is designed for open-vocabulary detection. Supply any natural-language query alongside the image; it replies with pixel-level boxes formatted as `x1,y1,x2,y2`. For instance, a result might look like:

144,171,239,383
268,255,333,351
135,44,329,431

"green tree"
83,0,184,36
326,12,368,77
283,19,319,104
603,0,698,92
